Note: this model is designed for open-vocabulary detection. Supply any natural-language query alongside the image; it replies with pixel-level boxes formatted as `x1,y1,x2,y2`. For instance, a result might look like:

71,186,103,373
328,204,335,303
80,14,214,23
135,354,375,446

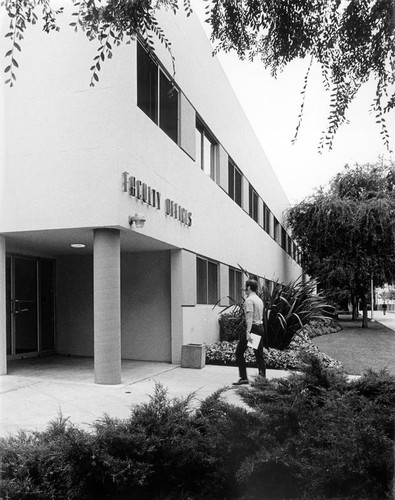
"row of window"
197,256,276,306
136,41,302,266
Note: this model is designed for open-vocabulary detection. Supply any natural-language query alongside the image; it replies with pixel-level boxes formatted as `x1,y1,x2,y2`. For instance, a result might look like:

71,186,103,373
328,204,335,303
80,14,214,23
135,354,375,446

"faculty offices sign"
122,172,192,227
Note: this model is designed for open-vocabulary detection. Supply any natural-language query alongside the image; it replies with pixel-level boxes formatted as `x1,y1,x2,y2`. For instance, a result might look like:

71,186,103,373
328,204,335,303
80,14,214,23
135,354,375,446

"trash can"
181,343,206,369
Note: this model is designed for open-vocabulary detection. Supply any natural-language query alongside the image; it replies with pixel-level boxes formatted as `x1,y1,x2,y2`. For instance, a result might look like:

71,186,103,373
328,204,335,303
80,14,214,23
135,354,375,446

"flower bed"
206,330,342,371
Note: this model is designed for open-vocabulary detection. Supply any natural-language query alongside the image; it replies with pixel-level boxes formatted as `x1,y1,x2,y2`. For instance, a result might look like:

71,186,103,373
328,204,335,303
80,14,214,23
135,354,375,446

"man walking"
233,278,266,385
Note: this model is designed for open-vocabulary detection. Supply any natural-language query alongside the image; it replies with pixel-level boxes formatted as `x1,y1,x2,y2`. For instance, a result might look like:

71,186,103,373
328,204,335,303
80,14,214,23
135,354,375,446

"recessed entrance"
6,256,55,358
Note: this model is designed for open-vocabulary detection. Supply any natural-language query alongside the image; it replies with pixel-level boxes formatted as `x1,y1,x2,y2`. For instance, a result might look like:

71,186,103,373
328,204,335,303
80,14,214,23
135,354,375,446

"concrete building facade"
0,6,303,383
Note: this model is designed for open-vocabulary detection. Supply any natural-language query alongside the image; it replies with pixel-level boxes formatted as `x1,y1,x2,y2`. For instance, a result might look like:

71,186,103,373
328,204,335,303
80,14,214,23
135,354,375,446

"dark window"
137,42,179,144
196,122,217,180
197,257,218,304
249,183,259,222
263,203,271,233
229,267,243,303
273,217,280,243
137,43,158,123
281,227,287,250
159,71,178,142
228,160,242,207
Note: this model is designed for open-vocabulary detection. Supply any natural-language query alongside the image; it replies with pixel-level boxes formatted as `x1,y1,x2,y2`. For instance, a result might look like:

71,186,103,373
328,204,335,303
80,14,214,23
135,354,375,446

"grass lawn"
313,314,395,376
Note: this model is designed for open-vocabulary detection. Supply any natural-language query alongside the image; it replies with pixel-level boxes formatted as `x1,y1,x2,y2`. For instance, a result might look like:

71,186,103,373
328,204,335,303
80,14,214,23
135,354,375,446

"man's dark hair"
246,279,258,292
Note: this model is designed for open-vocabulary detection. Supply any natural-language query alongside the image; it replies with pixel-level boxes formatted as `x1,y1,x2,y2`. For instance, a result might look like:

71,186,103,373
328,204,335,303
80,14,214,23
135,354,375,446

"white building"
0,6,303,383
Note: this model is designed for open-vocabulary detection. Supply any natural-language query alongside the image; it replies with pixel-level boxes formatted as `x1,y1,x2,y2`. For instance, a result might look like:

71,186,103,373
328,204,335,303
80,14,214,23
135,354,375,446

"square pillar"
0,236,6,375
94,229,121,384
170,249,196,364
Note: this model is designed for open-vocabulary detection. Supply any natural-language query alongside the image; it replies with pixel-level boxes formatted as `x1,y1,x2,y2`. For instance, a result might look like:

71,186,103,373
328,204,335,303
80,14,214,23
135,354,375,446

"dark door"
6,256,55,357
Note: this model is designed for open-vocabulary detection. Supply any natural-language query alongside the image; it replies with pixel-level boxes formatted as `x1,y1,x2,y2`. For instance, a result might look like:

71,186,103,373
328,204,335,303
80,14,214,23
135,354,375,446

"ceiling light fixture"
71,243,86,248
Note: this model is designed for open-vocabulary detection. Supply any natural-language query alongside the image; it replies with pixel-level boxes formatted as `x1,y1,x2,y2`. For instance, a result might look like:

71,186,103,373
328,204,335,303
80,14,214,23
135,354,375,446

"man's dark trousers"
235,324,266,379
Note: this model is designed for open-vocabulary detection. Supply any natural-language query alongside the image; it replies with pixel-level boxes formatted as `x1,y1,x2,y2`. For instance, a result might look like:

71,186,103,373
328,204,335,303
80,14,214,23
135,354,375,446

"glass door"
6,256,55,358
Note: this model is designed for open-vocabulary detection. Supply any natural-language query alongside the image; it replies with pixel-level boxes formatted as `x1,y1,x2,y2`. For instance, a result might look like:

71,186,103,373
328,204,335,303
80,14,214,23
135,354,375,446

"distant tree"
286,159,395,328
379,287,395,301
2,0,395,150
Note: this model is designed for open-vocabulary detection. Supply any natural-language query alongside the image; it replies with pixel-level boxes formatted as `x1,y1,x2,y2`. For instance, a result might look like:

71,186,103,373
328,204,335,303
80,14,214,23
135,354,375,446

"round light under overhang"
70,243,86,248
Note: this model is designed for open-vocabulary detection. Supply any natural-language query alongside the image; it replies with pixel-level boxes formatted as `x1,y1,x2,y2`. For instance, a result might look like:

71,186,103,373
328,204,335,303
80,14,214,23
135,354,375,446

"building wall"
1,5,304,366
56,255,94,356
121,251,171,362
1,7,302,283
56,251,172,361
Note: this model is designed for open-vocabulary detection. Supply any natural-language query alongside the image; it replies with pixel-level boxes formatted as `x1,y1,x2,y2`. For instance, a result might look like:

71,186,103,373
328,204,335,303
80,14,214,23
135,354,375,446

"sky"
191,1,395,205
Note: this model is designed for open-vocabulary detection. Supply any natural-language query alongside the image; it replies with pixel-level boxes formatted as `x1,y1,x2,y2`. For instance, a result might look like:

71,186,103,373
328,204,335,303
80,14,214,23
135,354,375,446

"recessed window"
228,160,242,207
273,217,280,243
229,267,243,303
196,121,217,180
263,203,271,233
137,42,179,143
137,42,158,123
249,183,259,223
197,256,218,304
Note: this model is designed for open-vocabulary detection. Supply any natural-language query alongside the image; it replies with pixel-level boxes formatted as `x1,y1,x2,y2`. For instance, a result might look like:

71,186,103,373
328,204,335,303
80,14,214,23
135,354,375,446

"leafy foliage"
208,0,395,151
218,275,332,350
287,159,395,326
1,358,394,499
206,328,343,371
2,0,394,149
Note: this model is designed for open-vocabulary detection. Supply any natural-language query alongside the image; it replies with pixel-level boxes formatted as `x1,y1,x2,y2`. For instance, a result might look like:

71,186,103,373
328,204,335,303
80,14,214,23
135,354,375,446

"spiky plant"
216,275,332,350
261,278,332,350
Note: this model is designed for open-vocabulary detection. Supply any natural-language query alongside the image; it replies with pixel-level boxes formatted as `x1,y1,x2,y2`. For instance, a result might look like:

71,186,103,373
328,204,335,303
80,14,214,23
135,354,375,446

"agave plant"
261,278,332,350
216,275,332,351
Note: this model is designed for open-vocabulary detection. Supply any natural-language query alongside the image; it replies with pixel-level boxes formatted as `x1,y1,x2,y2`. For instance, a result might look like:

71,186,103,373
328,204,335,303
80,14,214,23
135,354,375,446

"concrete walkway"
1,312,394,438
0,356,288,437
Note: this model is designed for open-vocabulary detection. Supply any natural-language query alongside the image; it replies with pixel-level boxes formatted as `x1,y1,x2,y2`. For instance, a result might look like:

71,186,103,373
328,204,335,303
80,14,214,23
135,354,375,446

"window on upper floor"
197,256,218,304
196,121,217,180
137,42,179,143
229,267,243,303
263,203,271,233
281,227,287,250
273,217,280,243
249,184,259,223
228,159,242,207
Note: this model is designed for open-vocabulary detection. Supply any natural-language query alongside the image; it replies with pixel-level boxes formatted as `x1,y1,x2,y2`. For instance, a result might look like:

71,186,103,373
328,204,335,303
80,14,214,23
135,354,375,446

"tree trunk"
360,293,369,328
351,292,359,320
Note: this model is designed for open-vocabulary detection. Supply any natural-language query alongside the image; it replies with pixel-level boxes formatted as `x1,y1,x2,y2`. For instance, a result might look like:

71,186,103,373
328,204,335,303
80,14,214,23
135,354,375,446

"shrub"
217,277,333,350
206,330,343,371
218,311,245,341
235,354,395,500
1,360,393,500
304,317,342,338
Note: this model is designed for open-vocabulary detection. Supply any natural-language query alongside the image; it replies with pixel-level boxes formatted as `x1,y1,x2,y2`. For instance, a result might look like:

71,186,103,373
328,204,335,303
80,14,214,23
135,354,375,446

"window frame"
196,120,218,181
196,256,219,305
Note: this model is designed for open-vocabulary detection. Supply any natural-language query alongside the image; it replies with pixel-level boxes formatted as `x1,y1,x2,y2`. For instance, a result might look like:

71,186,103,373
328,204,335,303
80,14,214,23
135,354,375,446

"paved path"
0,358,288,437
313,311,395,376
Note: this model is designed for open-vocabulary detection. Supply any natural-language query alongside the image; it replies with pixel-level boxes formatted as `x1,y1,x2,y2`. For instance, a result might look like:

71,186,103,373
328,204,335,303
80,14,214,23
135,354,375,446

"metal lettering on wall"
122,172,192,227
123,172,161,209
165,199,192,227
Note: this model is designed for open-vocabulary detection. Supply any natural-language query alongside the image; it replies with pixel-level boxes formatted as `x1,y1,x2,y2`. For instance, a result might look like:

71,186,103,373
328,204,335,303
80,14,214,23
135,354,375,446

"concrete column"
170,249,196,364
93,229,121,384
0,235,6,375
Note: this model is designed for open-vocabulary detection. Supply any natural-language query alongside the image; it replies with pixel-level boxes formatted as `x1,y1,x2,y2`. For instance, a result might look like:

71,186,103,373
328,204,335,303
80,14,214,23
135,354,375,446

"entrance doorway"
6,256,55,358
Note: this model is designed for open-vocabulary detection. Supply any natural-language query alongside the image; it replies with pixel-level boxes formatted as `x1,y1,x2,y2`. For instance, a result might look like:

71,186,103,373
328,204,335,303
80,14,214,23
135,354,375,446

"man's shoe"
232,378,249,386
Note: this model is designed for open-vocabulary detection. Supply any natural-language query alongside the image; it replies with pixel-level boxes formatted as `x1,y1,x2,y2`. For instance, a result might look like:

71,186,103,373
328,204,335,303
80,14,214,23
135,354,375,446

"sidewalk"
2,312,394,438
313,311,395,376
0,356,288,438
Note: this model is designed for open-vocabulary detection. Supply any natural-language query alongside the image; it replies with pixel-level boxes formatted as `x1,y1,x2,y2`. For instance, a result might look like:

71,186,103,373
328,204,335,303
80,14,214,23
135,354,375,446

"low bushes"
1,355,394,499
206,328,343,371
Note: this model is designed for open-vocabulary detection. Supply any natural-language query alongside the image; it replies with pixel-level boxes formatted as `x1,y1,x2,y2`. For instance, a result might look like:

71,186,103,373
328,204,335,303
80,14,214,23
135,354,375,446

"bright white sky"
191,1,395,205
